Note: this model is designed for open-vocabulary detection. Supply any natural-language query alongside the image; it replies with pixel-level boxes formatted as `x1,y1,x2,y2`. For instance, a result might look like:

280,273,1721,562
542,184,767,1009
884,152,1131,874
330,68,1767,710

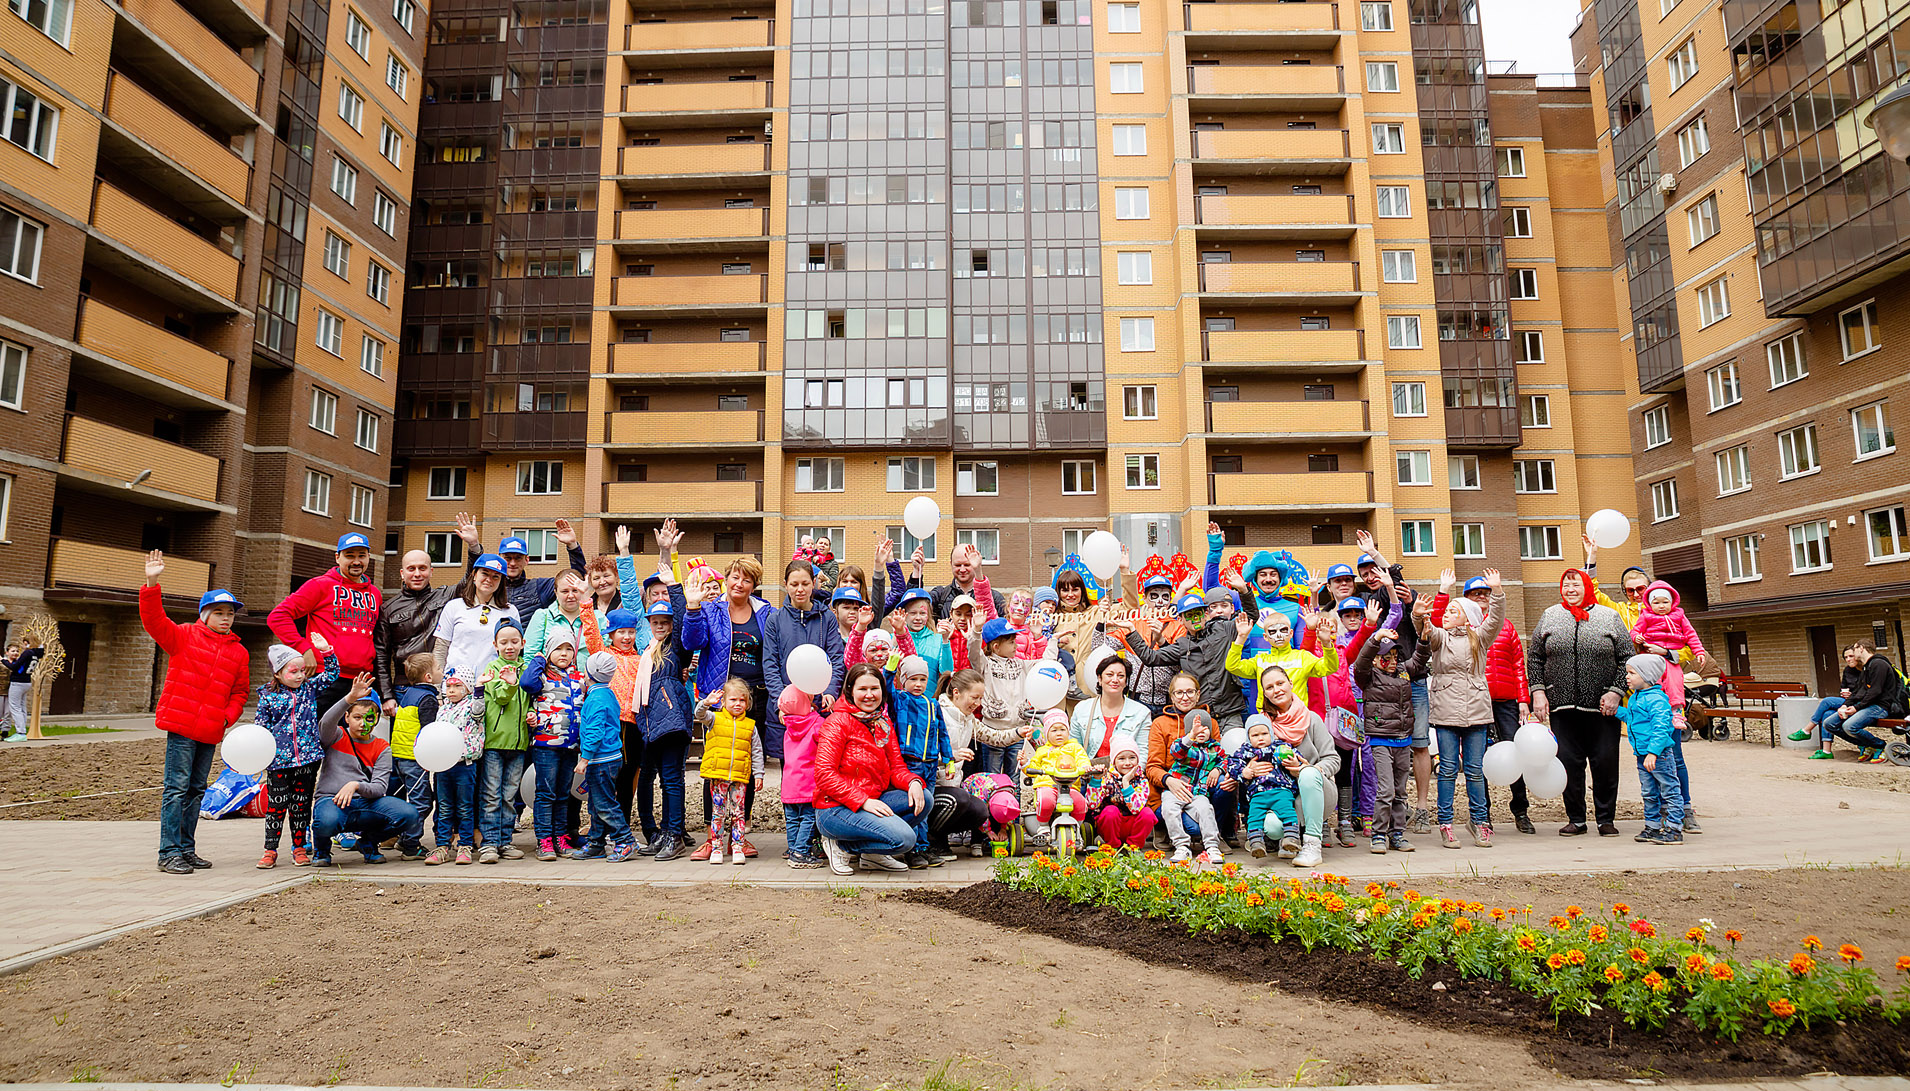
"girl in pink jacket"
1631,580,1704,729
778,687,825,868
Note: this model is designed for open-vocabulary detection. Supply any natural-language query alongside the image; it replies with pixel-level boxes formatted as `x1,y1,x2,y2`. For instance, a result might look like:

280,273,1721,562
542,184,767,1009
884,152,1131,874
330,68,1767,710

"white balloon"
1023,660,1070,711
1219,727,1248,756
902,495,941,542
1481,741,1524,787
519,765,537,805
785,644,832,696
412,722,464,773
1586,508,1632,549
1080,530,1122,581
1514,722,1558,770
219,723,274,776
1523,757,1569,799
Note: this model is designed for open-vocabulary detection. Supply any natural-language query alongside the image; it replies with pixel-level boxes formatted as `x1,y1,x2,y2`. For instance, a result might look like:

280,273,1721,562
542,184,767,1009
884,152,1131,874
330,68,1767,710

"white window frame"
1395,450,1432,486
309,387,337,434
1107,2,1140,31
1122,384,1157,420
0,78,59,162
372,191,396,235
366,261,390,304
1724,534,1761,582
1686,193,1719,245
1371,123,1405,154
322,230,351,278
955,528,1001,564
392,0,414,32
1509,268,1538,299
1391,381,1426,417
796,527,846,558
1359,0,1392,29
424,532,466,567
1521,393,1551,428
1516,330,1544,363
379,122,402,166
0,206,45,283
1777,424,1818,479
1115,250,1153,285
1061,460,1096,495
426,466,467,500
0,338,25,411
1643,404,1671,449
1766,332,1807,388
1667,36,1698,90
1448,454,1480,490
515,460,564,496
354,408,379,452
1109,62,1143,93
1124,452,1160,490
794,456,845,493
330,157,359,205
1452,522,1485,558
1789,519,1831,573
1381,249,1417,283
1676,116,1710,168
345,9,371,57
1840,299,1881,360
1365,61,1399,92
1866,506,1910,563
1513,458,1557,494
314,309,344,356
1386,314,1422,349
302,469,332,516
885,525,937,562
956,459,999,496
1118,316,1154,351
9,0,72,43
1496,146,1525,177
886,456,936,492
338,82,365,131
1706,360,1740,411
1715,444,1752,494
1113,186,1149,219
1853,401,1896,460
0,472,12,540
348,483,376,528
1111,124,1147,156
386,53,409,99
1400,520,1436,556
1504,206,1532,238
508,528,561,564
360,335,385,378
1518,525,1562,560
1697,276,1730,327
1376,186,1411,217
1649,478,1679,522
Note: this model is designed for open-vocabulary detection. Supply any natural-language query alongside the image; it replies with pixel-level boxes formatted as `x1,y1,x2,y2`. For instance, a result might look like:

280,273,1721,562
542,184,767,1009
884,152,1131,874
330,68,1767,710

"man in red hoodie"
141,551,252,874
267,532,383,713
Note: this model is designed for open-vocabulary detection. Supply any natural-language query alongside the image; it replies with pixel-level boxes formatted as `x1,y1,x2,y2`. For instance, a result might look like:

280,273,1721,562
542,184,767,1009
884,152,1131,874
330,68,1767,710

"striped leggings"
264,761,319,850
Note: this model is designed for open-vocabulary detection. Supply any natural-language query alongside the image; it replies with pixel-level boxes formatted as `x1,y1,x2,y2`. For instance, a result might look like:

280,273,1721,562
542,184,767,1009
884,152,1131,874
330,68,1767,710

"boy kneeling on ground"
312,673,421,867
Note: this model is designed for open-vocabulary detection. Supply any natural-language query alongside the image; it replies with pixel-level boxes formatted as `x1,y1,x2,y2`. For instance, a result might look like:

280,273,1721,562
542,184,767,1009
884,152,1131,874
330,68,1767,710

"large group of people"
134,517,1908,877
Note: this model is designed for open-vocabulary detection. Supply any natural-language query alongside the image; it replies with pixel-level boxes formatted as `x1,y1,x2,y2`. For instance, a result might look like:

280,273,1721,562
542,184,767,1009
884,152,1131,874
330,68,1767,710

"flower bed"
996,848,1910,1042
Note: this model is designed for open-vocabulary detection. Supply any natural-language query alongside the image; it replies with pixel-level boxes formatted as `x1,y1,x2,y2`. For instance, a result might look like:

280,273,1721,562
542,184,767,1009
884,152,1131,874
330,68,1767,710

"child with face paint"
1222,606,1338,718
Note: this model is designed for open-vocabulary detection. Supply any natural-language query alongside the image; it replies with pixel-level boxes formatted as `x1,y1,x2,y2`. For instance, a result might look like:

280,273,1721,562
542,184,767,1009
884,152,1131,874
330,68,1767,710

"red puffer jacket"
140,585,252,745
812,705,923,812
1430,594,1528,705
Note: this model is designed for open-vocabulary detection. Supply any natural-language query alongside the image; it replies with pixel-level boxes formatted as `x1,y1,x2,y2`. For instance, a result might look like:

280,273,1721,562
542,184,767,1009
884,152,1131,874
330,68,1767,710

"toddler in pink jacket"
1631,580,1704,729
778,687,825,868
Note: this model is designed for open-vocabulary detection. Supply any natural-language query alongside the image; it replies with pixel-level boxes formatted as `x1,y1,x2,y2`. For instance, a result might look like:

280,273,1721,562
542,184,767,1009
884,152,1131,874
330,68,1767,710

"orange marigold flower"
1325,895,1347,913
1839,943,1863,965
1724,929,1743,944
1897,955,1910,974
1366,882,1385,898
1603,964,1625,983
1280,909,1293,922
1684,953,1709,975
1411,913,1433,929
1565,949,1587,966
1611,902,1632,917
1643,971,1667,992
1548,915,1571,931
1686,927,1707,944
1588,925,1609,943
1144,849,1164,861
1768,998,1796,1018
1711,963,1735,983
1788,953,1816,976
1222,862,1239,877
1628,947,1649,964
1566,905,1584,920
1245,894,1264,907
1452,917,1475,935
1403,889,1420,902
1061,867,1076,877
1126,878,1142,890
1630,920,1657,939
1490,907,1510,922
1516,933,1539,952
1802,934,1823,951
1546,953,1567,971
1371,901,1392,916
1303,909,1316,919
1233,882,1249,895
1441,899,1461,913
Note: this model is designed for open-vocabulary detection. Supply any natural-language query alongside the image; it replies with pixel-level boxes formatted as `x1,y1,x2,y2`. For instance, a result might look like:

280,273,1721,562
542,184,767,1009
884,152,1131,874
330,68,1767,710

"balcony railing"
1207,471,1374,508
1192,193,1356,230
618,141,771,176
103,71,251,203
604,409,765,444
1187,64,1344,97
616,206,770,241
89,181,241,301
61,415,221,501
49,539,210,597
609,340,767,374
1190,128,1350,162
621,80,771,114
601,480,764,514
610,273,770,307
1183,1,1340,33
625,18,775,51
1205,399,1369,434
73,298,230,402
120,0,260,107
1197,260,1360,295
1201,328,1364,363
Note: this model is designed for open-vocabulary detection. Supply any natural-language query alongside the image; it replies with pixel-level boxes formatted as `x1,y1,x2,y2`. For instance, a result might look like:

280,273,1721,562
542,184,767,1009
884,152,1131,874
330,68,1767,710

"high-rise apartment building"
0,0,419,709
1579,0,1910,693
387,0,1643,630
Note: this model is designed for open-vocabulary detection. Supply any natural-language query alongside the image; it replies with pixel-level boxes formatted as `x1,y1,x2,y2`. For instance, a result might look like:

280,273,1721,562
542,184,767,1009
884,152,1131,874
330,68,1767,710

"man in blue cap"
1120,588,1247,732
268,531,384,714
1315,562,1361,610
494,518,588,620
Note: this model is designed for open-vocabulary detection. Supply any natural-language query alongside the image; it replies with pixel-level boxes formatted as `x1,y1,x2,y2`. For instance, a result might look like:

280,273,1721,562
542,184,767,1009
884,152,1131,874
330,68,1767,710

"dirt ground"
0,882,1562,1091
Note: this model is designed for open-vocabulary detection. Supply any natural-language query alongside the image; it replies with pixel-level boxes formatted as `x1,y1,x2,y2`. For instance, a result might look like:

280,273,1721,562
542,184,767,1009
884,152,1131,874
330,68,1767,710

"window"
366,262,389,304
1867,506,1910,562
1108,2,1139,30
508,529,560,564
796,527,846,557
955,528,1001,564
302,469,332,515
1391,381,1426,417
348,484,376,528
1696,277,1730,326
1125,453,1159,489
1521,394,1551,428
887,456,935,491
379,122,402,166
1515,330,1544,362
1777,424,1817,479
1109,63,1142,93
306,387,338,435
372,191,396,235
1308,453,1339,472
1113,186,1150,220
1676,117,1710,168
1112,125,1146,155
1495,146,1525,177
1366,62,1399,92
1122,385,1157,420
1386,315,1421,349
424,532,465,567
516,460,563,495
1853,402,1896,459
1360,0,1392,29
0,79,58,161
1503,206,1532,238
956,460,998,496
392,0,414,32
885,525,936,562
0,339,24,410
1381,249,1416,282
1766,333,1806,388
0,206,44,282
1789,520,1831,573
426,466,467,499
1395,450,1431,485
1401,520,1436,556
345,9,371,56
386,54,409,98
1666,36,1698,89
322,231,350,278
1371,123,1405,154
1061,460,1096,494
360,336,385,378
9,0,71,43
1643,405,1671,448
794,457,844,492
1513,459,1556,493
1119,316,1154,351
1716,445,1752,493
1725,534,1760,582
1706,361,1740,410
1448,454,1480,489
1518,525,1562,560
1376,186,1411,217
1840,300,1881,359
1650,479,1679,522
338,83,364,130
314,309,343,355
354,408,379,452
1453,522,1485,557
330,157,358,204
1509,268,1538,299
1116,251,1152,285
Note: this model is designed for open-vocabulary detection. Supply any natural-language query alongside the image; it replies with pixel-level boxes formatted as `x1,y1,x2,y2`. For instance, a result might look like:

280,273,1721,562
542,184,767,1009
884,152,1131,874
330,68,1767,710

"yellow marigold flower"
1466,901,1485,913
1565,948,1587,966
1588,925,1609,943
1280,909,1292,922
1126,878,1142,890
1232,881,1249,895
1222,862,1240,878
1611,902,1631,917
1410,913,1433,929
1421,899,1440,913
1684,953,1708,975
1603,964,1625,983
1711,963,1735,982
1545,953,1567,971
1452,917,1475,935
1686,927,1707,944
1245,893,1263,907
1372,901,1391,917
1628,947,1649,964
1767,998,1796,1018
1490,907,1509,922
1802,934,1823,951
1303,909,1316,919
1789,953,1816,976
1643,971,1667,992
1516,932,1539,952
1839,943,1863,965
1403,888,1419,902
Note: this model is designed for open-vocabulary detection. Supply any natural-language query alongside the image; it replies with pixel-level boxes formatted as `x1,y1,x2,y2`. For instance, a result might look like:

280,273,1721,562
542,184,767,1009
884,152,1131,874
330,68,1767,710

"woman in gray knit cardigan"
1526,567,1631,836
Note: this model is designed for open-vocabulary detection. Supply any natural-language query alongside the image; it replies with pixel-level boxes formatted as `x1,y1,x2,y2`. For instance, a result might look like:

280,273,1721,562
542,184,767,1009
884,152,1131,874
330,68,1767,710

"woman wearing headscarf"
1527,566,1631,836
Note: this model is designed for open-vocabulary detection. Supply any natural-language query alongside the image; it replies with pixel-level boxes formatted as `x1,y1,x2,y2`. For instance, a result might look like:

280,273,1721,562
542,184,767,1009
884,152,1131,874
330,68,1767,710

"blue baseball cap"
497,536,530,556
981,618,1020,644
1175,592,1206,615
336,532,371,552
641,571,667,589
1463,576,1491,595
1142,574,1174,592
493,615,522,634
645,600,674,618
605,608,642,632
472,553,506,576
1337,596,1368,614
1324,563,1356,581
1356,553,1381,570
198,589,243,612
831,585,867,606
896,588,932,610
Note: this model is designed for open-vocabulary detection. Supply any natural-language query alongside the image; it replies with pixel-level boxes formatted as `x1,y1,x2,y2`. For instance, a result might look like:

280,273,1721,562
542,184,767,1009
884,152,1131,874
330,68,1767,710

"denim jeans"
585,758,631,847
530,747,578,843
783,802,818,856
479,748,527,848
1824,703,1893,751
313,795,420,857
814,789,916,855
158,733,216,860
1410,680,1431,749
1810,694,1846,737
1637,748,1685,831
432,761,478,848
636,733,688,838
905,760,937,852
1434,724,1490,826
981,742,1020,779
391,758,434,848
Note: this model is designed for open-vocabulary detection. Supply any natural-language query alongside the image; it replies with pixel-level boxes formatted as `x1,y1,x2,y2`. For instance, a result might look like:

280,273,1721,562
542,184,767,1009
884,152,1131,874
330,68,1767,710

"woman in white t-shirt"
433,553,519,684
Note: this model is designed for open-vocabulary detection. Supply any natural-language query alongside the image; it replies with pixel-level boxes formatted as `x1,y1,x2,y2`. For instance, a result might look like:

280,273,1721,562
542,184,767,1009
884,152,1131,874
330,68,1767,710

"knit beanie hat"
1110,734,1141,763
546,629,577,653
1627,654,1668,686
267,644,302,675
585,651,618,684
898,654,930,681
1032,587,1058,608
1183,709,1215,740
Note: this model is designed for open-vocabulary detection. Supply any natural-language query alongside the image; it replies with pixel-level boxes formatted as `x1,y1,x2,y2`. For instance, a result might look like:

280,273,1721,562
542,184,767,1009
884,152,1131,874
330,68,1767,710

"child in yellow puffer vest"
699,678,764,865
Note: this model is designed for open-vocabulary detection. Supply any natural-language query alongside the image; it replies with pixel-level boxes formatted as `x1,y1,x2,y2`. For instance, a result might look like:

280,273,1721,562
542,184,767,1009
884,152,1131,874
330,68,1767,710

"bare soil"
0,737,184,821
0,882,1560,1091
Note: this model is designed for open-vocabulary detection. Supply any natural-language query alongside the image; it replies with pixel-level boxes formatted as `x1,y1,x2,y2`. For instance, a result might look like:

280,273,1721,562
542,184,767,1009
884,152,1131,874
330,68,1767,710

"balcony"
71,298,231,407
1197,261,1362,302
59,415,223,508
1182,1,1342,47
620,80,771,116
1189,128,1351,174
1444,405,1523,450
1186,65,1346,110
1201,328,1366,368
1207,471,1375,509
87,182,241,309
604,409,765,446
624,18,775,52
601,481,764,515
617,142,771,178
395,418,483,457
615,206,770,245
99,71,251,215
608,340,766,376
1192,193,1357,238
116,0,260,123
48,539,211,599
1205,399,1372,437
610,273,770,311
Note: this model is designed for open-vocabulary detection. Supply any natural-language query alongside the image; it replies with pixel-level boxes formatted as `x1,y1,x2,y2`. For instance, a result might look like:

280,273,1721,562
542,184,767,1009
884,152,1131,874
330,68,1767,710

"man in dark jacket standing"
497,519,588,620
1813,641,1906,761
376,512,482,714
1121,586,1246,731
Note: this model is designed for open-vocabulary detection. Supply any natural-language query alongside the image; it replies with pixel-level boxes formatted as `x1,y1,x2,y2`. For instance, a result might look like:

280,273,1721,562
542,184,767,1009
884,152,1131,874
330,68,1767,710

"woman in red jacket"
1433,576,1534,834
813,663,927,875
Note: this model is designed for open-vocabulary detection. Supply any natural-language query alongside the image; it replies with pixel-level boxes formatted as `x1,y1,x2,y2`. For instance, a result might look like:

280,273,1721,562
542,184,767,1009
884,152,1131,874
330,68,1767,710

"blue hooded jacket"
1618,682,1676,757
761,594,845,734
681,590,772,700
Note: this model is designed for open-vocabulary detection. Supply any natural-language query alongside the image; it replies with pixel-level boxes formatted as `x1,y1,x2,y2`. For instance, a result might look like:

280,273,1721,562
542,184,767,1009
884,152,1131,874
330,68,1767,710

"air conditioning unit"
1657,172,1678,194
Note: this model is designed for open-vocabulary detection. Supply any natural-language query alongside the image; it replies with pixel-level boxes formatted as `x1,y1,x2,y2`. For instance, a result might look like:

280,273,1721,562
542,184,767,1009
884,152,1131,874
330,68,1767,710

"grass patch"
34,725,117,736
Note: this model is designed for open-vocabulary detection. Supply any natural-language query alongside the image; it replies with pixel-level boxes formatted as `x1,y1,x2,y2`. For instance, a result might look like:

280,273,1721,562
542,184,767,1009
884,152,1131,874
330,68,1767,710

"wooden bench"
1686,679,1809,747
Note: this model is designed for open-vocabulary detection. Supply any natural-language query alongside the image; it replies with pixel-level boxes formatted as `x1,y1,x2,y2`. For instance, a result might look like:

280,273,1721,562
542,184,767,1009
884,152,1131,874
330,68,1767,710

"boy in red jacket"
266,531,382,713
141,551,252,875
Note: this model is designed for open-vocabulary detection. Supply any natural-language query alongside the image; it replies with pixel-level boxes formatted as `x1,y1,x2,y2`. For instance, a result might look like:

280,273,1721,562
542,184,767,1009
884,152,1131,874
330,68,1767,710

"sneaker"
1439,824,1461,849
1408,807,1432,834
291,846,313,867
1277,835,1300,860
607,841,638,863
902,851,931,870
398,843,426,861
423,846,453,866
1787,729,1814,742
636,835,662,856
1353,815,1373,837
1248,837,1267,859
740,838,759,859
1635,827,1661,843
1205,841,1228,862
927,844,959,864
860,852,911,872
1558,822,1588,836
1471,824,1493,848
971,843,988,858
1169,846,1192,863
257,849,278,870
1514,814,1536,835
1292,836,1322,869
1335,821,1357,848
568,841,604,860
1597,823,1620,836
158,855,195,875
1388,832,1414,852
1864,750,1892,764
478,846,500,864
455,846,474,865
1683,816,1702,834
1808,750,1835,760
654,834,687,862
788,852,825,870
557,836,577,855
709,846,727,866
311,854,334,868
498,844,525,860
1369,835,1388,855
536,838,558,862
691,839,716,862
820,837,855,876
359,845,386,865
1657,830,1685,844
184,853,212,870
